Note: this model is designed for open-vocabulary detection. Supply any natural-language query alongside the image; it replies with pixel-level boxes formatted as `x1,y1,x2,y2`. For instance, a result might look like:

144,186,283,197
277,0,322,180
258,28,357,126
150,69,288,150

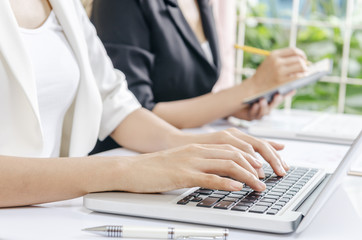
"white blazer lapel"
0,0,41,121
0,0,44,156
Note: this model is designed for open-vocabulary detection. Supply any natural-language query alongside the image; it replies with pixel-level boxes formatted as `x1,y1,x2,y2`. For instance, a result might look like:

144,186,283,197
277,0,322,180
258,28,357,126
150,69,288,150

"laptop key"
177,195,194,205
280,197,291,202
228,194,243,199
284,194,294,198
271,205,282,210
237,201,254,207
249,191,265,196
231,205,249,212
242,186,253,192
197,197,220,208
247,192,264,198
278,199,288,204
223,197,239,202
266,209,279,215
263,195,279,200
277,183,292,188
195,189,214,195
256,202,273,207
210,194,226,199
259,198,277,203
249,205,269,214
268,191,283,197
273,187,287,193
214,190,230,195
275,202,286,208
231,190,249,195
190,197,203,202
214,200,235,210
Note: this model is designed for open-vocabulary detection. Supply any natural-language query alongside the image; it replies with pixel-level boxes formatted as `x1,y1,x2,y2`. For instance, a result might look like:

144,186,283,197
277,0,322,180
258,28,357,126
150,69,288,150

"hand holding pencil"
228,45,309,121
235,44,311,65
234,45,309,97
235,44,272,56
235,45,309,84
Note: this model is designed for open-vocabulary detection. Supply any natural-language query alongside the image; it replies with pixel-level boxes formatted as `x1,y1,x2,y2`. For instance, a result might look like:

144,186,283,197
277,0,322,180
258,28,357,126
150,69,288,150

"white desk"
1,121,362,240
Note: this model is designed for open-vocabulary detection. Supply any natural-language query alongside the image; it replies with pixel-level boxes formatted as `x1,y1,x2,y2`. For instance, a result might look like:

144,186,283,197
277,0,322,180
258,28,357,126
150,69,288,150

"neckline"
19,11,55,34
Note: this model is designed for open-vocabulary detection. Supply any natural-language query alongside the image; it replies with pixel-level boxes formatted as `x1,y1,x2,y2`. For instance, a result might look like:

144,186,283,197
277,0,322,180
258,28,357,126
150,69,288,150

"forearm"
152,85,252,129
0,155,125,208
111,108,183,153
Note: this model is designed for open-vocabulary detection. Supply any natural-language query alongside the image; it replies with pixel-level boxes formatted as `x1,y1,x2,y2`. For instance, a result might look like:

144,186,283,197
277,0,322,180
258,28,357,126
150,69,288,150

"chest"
9,0,52,29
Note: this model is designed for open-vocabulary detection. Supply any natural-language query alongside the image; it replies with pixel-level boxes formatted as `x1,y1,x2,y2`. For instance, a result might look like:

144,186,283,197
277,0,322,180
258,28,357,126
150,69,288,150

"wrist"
167,130,193,148
240,77,259,99
84,156,131,193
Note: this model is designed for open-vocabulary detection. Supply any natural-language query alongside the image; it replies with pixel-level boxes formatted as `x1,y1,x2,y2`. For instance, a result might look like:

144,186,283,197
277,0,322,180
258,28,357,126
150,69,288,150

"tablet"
243,58,332,105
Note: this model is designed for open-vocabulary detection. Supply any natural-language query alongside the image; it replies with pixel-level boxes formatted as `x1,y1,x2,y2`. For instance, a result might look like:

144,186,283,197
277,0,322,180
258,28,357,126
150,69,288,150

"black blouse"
91,0,221,111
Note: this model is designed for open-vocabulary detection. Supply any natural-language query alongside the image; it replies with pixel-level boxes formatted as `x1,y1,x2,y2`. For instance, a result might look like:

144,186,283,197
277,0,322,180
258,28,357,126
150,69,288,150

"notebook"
231,109,362,145
83,131,362,234
243,59,332,104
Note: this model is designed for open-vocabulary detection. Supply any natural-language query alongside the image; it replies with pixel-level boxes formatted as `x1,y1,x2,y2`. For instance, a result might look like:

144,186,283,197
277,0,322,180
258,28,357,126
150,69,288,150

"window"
235,0,362,114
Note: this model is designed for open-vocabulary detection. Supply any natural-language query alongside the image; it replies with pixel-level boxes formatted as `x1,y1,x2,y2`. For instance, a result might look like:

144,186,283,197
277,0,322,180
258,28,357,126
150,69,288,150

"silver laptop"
83,131,361,234
231,109,362,145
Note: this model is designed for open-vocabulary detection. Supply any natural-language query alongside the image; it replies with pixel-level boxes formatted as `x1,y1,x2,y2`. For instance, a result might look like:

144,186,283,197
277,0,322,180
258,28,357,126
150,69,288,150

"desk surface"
1,121,362,240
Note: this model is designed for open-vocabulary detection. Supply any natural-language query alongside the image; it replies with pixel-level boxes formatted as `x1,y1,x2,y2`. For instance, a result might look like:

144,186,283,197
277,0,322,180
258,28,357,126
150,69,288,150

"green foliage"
238,0,362,114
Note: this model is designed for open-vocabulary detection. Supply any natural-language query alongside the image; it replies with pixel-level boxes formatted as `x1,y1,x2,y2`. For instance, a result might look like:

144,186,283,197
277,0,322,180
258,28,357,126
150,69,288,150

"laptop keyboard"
177,165,318,215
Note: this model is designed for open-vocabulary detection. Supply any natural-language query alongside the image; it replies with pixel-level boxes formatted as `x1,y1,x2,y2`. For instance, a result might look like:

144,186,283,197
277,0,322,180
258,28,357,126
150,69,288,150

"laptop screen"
296,130,362,233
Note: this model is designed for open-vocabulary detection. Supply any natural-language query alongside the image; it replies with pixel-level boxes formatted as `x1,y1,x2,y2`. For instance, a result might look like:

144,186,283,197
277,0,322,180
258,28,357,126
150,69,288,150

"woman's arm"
0,143,268,208
153,48,308,128
0,155,121,207
0,107,286,208
111,108,289,177
92,1,308,128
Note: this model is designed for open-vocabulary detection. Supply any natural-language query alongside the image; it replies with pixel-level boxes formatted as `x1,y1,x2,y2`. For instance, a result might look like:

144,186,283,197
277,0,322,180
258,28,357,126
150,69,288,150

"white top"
201,41,214,64
20,11,80,157
0,0,141,157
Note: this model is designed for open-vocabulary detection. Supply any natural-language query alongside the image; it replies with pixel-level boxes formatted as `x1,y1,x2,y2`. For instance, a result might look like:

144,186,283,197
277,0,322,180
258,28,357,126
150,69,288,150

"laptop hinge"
295,174,331,217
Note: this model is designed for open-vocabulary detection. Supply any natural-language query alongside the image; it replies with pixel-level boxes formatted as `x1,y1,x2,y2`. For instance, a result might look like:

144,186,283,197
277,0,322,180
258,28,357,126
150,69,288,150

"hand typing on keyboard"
109,124,289,195
177,165,318,215
115,133,288,194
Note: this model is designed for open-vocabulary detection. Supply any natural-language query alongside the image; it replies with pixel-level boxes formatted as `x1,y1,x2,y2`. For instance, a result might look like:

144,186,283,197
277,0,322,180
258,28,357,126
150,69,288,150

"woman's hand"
232,91,296,121
113,144,267,193
172,128,288,179
232,95,283,121
243,48,308,98
254,47,308,85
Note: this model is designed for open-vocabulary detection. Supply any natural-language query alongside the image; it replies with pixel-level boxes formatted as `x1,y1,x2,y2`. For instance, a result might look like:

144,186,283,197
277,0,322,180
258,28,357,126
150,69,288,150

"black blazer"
91,0,221,111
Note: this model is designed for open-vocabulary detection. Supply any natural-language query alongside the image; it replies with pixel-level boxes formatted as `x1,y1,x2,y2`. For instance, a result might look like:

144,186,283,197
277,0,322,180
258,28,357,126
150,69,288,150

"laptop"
230,109,362,145
83,131,361,234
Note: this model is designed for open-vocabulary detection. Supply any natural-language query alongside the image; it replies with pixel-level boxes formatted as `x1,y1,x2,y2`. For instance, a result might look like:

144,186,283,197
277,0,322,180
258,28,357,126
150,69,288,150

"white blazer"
0,0,141,157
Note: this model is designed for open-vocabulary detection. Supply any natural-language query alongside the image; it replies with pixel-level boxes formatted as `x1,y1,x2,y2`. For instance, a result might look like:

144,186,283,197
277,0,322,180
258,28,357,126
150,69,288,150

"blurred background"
82,0,362,115
236,0,362,115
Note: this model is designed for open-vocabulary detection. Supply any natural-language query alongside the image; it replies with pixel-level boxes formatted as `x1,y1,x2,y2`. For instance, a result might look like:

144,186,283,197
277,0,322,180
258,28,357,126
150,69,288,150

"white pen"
83,225,229,239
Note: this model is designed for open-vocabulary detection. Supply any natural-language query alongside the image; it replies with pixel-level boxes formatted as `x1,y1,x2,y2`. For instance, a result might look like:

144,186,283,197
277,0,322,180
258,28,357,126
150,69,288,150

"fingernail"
230,181,243,191
257,180,266,190
278,166,286,175
282,160,290,170
258,169,265,179
254,157,263,167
